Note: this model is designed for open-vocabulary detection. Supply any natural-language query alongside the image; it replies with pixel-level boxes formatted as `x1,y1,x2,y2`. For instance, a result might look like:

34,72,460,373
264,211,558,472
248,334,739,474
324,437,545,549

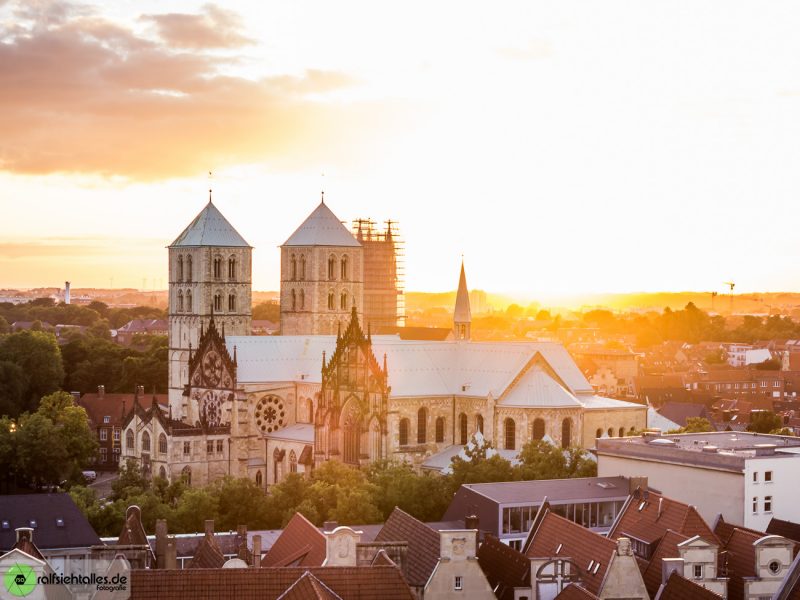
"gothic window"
178,291,184,312
228,257,236,280
619,427,625,437
228,294,236,312
417,407,427,444
291,256,297,280
142,431,151,452
178,256,184,282
399,418,409,446
533,418,545,440
289,450,298,473
340,292,347,310
459,413,468,445
126,429,134,451
159,434,167,454
342,399,362,465
213,257,222,279
328,255,336,280
182,466,191,486
300,256,306,280
273,448,284,484
186,290,192,312
562,418,572,449
504,418,515,450
255,470,263,487
159,466,167,480
300,289,305,310
187,255,193,282
306,398,314,423
341,255,348,280
214,293,222,312
476,414,484,434
328,291,335,310
291,289,297,310
435,417,445,443
607,427,614,437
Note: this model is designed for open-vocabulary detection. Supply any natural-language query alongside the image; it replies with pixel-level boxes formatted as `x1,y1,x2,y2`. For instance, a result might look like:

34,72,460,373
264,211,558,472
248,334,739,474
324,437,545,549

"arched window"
607,427,614,438
213,257,222,279
256,470,263,487
177,290,184,312
399,418,409,446
562,418,572,449
214,293,222,312
291,255,297,280
596,428,603,439
273,448,284,484
186,255,193,282
504,418,515,450
158,433,167,455
340,292,347,310
300,289,305,310
435,417,445,443
186,290,192,311
619,427,625,437
300,256,306,280
181,466,191,486
142,431,151,452
417,407,427,444
476,414,484,434
306,398,314,423
328,255,336,280
291,289,297,310
533,418,545,440
459,413,468,445
341,256,348,280
177,256,184,282
228,257,236,280
328,291,334,310
159,466,167,480
228,294,236,312
289,450,298,473
126,429,134,451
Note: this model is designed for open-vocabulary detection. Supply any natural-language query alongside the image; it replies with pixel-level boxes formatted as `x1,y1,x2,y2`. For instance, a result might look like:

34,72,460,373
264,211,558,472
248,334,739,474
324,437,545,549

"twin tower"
166,197,406,411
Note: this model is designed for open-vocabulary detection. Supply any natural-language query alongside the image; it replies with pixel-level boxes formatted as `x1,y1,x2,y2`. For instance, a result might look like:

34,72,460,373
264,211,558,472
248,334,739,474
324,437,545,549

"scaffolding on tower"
352,218,405,329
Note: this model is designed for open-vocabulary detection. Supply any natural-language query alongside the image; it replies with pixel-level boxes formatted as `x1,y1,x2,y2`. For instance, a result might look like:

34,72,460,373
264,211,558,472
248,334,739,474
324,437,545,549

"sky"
2,0,800,299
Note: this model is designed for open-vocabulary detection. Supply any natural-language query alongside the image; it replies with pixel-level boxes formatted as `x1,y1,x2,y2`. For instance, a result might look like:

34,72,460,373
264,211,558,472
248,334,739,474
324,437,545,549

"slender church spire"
453,259,471,341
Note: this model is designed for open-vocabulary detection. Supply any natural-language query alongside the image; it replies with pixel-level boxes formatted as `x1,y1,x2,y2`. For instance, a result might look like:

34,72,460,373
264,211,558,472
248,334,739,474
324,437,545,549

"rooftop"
452,476,630,506
170,200,251,248
0,494,101,551
282,201,361,248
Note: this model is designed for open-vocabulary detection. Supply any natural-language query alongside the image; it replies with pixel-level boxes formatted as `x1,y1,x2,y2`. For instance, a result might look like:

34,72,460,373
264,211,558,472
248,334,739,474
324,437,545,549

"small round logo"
4,564,36,597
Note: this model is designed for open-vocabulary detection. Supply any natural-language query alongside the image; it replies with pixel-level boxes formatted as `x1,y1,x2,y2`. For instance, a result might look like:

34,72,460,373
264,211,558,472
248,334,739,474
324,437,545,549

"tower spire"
453,258,472,341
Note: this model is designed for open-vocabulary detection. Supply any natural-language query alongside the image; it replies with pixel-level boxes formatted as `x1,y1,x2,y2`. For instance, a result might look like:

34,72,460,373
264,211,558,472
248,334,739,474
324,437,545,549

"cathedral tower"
168,197,252,417
454,260,471,340
280,199,363,335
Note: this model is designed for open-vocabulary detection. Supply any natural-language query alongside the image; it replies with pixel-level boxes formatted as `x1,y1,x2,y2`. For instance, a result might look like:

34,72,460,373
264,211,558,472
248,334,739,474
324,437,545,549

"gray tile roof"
0,494,101,551
282,202,360,247
170,201,250,248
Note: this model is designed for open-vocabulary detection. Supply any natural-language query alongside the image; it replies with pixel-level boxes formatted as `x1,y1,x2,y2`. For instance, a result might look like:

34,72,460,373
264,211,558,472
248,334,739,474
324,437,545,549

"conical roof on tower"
170,199,251,248
282,201,361,247
454,260,471,323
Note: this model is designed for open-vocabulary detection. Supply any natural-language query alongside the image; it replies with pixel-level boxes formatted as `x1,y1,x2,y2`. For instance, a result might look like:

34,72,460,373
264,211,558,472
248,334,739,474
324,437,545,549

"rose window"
255,395,285,433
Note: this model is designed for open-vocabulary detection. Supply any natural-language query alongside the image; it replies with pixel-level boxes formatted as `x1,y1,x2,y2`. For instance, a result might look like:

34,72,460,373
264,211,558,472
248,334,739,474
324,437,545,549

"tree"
15,412,61,488
252,301,280,322
681,417,714,433
0,361,25,417
516,440,597,480
111,459,149,500
0,316,9,334
213,477,269,530
447,433,517,493
0,330,64,411
704,349,726,365
366,460,451,522
747,411,783,434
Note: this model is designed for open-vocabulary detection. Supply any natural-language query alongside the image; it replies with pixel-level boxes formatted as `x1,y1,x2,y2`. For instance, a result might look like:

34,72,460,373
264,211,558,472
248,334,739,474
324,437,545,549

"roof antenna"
321,171,325,204
208,170,213,203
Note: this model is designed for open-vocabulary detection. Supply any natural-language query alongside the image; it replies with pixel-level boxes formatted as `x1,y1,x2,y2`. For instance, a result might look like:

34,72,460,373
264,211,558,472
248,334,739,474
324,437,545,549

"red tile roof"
374,507,440,588
714,520,761,600
277,571,341,599
525,510,617,597
642,530,691,598
262,513,326,568
656,571,723,600
187,533,226,569
555,583,600,600
130,566,414,600
477,534,530,600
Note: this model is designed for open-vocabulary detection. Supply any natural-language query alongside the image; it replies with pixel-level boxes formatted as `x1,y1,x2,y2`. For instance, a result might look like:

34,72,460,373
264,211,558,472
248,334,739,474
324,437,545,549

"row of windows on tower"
289,255,349,281
289,290,350,311
397,412,573,450
175,291,236,313
175,255,238,282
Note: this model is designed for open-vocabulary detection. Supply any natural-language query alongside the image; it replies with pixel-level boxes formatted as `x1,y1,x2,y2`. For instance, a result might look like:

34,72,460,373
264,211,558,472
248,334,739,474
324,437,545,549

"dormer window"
103,416,110,424
55,518,65,528
29,520,37,529
1,521,9,530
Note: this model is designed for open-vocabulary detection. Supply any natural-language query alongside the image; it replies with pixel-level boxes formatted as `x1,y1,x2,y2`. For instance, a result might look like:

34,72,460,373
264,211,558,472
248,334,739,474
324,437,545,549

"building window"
100,448,107,463
505,418,516,450
341,256,348,280
769,560,782,575
300,256,306,280
214,293,222,312
186,290,192,312
300,289,305,310
290,450,298,473
228,257,236,280
182,466,191,486
159,434,167,455
562,418,572,449
207,441,214,454
256,470,263,487
103,415,110,424
765,471,773,482
417,408,427,444
765,496,772,512
177,290,184,312
291,256,297,280
216,440,224,453
213,257,222,279
126,430,134,451
113,430,120,442
754,472,759,483
454,576,462,591
533,418,545,440
340,292,347,310
183,442,191,456
187,256,193,282
399,418,409,446
435,417,445,443
100,429,108,441
291,289,297,310
607,427,614,437
228,294,236,312
459,413,468,445
178,255,184,281
693,564,703,579
596,428,603,439
476,414,484,434
328,255,336,280
619,427,625,437
142,432,150,452
328,292,335,310
753,497,758,513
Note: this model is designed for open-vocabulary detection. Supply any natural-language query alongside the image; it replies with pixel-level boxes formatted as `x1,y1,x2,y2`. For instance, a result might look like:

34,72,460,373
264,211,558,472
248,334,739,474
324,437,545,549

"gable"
498,354,582,408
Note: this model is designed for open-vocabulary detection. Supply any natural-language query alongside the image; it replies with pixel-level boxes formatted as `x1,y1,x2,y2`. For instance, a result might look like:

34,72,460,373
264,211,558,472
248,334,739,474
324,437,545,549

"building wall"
742,456,800,530
581,408,647,448
424,531,495,600
597,454,744,526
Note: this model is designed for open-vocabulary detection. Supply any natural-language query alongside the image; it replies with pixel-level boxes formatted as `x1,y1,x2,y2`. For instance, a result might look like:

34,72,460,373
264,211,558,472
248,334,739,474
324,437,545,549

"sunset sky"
2,1,800,299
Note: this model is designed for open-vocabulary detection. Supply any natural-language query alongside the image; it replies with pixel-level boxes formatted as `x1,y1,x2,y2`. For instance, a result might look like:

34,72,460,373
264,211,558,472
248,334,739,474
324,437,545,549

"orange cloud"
141,4,254,49
0,1,389,180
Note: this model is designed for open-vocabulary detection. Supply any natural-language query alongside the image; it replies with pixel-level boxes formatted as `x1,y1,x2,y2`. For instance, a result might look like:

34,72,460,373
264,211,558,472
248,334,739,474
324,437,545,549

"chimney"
252,535,262,568
628,476,648,495
16,527,33,544
204,520,215,538
98,385,105,398
657,498,664,520
617,537,632,556
465,515,480,530
662,557,684,584
165,536,177,569
237,524,248,561
136,385,145,397
65,281,71,305
155,519,168,569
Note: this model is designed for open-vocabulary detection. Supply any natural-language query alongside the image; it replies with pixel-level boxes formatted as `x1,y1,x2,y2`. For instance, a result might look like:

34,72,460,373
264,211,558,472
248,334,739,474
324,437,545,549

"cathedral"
121,197,647,488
